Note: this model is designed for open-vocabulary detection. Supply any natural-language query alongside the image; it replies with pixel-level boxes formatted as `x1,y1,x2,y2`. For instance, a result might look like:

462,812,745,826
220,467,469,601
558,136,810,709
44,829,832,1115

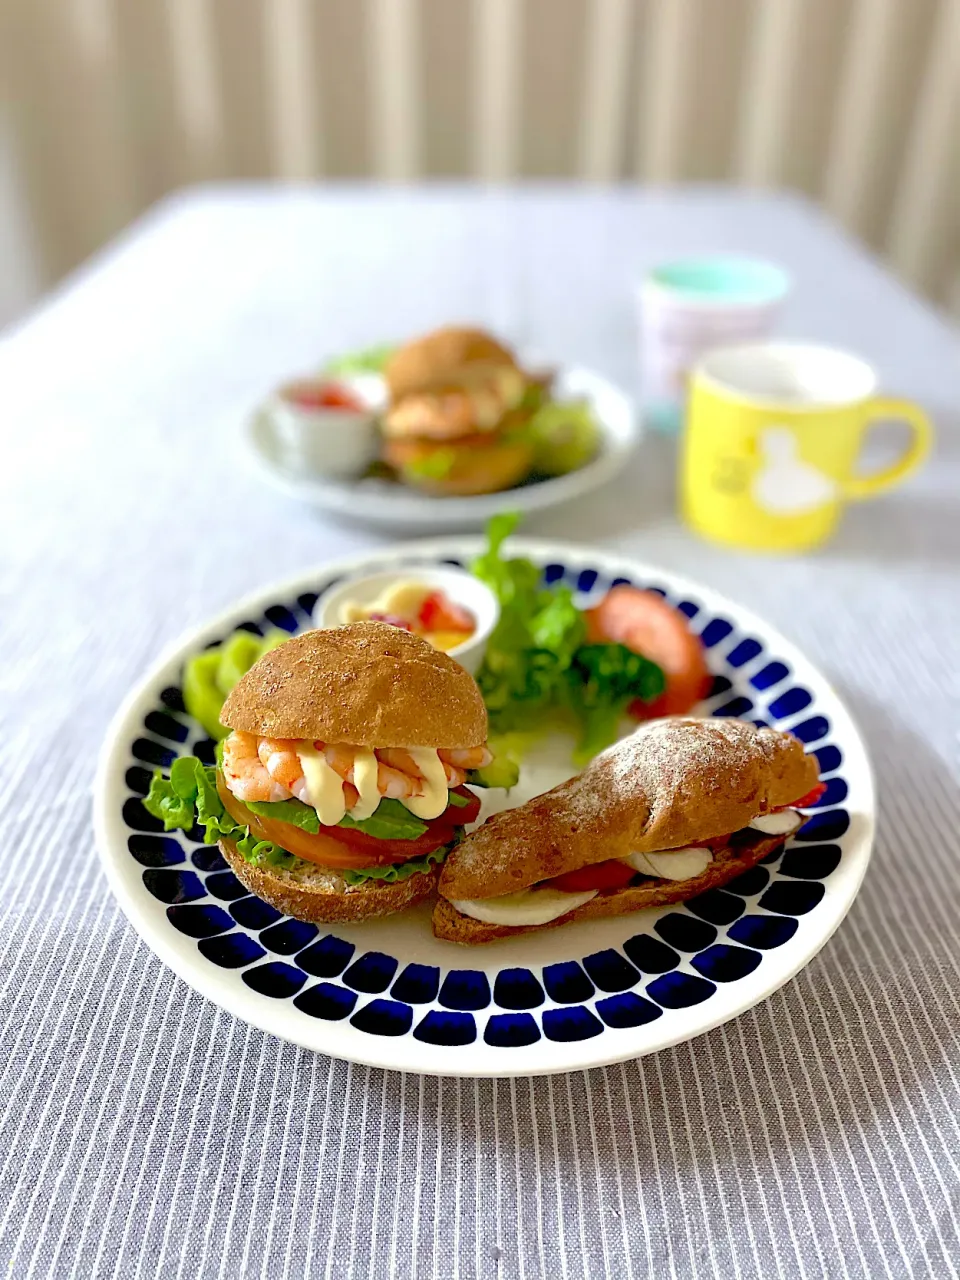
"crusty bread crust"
438,718,817,901
385,326,517,401
220,623,487,748
219,838,438,923
432,829,788,944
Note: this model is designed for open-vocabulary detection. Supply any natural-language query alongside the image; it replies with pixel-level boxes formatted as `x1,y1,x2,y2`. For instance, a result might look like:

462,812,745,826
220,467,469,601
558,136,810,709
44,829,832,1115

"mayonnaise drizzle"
296,743,347,827
403,748,450,820
350,748,381,821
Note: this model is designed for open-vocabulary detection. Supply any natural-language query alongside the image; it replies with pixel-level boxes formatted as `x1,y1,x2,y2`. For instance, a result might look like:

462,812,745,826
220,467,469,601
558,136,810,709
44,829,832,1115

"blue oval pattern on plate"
646,972,716,1008
392,963,441,1004
542,961,595,1004
582,949,640,992
622,934,680,974
297,935,355,977
118,556,853,1049
595,993,662,1029
198,933,266,969
484,1013,541,1047
494,968,545,1010
128,835,184,867
414,1010,476,1046
439,970,492,1011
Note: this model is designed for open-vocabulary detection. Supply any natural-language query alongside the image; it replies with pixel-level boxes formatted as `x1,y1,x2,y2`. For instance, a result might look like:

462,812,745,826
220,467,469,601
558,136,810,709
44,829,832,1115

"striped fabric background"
1,186,959,1278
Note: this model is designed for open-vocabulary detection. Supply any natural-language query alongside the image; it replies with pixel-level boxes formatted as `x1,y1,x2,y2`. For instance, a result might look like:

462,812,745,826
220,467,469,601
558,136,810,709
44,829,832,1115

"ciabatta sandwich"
433,717,823,943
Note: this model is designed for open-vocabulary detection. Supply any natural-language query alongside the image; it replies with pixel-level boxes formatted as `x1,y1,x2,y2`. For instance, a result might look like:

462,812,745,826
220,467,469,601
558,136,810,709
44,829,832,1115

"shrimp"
383,392,481,441
257,739,312,804
221,731,290,803
223,734,488,813
257,738,361,809
323,745,421,800
378,748,466,788
438,746,493,770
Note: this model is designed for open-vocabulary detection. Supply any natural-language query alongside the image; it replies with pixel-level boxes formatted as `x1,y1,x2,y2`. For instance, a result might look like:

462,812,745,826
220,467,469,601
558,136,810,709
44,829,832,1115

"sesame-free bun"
385,326,517,401
219,622,487,748
219,839,438,923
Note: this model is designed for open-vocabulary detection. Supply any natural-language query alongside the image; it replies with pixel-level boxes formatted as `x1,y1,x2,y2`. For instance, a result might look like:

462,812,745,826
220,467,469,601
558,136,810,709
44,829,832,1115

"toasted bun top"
439,717,818,900
385,326,517,401
220,623,488,748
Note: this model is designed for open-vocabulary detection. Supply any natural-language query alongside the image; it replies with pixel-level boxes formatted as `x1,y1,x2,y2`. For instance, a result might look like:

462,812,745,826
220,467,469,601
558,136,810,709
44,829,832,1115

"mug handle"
841,397,933,501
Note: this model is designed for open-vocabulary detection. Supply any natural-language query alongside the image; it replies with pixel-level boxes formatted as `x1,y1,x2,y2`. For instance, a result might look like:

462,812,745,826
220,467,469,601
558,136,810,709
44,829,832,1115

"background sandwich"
380,326,539,495
146,622,494,922
434,717,824,943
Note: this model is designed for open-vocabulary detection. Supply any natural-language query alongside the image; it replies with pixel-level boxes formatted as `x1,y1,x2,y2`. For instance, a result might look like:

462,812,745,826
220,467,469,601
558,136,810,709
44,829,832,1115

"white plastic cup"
638,257,791,432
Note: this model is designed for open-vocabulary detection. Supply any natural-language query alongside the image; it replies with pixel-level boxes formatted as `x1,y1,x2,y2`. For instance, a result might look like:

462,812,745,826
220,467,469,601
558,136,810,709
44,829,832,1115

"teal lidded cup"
638,256,791,433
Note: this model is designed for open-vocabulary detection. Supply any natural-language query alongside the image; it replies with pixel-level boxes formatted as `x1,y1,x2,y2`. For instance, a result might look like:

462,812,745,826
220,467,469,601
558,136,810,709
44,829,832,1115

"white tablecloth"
2,186,959,1279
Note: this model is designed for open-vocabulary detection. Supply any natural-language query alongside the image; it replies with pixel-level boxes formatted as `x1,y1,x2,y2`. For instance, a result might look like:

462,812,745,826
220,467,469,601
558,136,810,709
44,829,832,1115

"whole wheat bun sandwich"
381,326,537,496
209,623,493,923
434,717,824,944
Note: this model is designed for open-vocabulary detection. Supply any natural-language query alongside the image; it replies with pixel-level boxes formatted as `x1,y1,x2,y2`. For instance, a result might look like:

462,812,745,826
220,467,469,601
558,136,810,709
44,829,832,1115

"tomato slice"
584,585,711,719
217,775,475,869
418,591,475,634
550,860,638,893
446,785,482,827
791,781,827,809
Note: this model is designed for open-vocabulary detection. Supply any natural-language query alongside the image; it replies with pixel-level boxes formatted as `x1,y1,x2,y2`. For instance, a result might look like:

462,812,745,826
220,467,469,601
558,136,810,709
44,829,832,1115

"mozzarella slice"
748,809,803,836
624,848,713,881
451,886,598,927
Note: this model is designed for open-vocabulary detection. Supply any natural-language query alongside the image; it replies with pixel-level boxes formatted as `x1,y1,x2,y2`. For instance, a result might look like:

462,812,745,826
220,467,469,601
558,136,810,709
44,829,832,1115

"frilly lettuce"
342,843,454,886
472,513,665,761
143,757,447,883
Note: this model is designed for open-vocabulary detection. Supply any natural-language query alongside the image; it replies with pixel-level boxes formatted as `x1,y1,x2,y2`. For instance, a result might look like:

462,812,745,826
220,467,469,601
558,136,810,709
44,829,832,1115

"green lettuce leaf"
472,513,586,732
323,344,394,375
402,448,457,481
471,513,666,762
142,757,449,883
567,643,666,765
244,797,320,834
234,831,299,870
339,798,430,839
341,842,454,886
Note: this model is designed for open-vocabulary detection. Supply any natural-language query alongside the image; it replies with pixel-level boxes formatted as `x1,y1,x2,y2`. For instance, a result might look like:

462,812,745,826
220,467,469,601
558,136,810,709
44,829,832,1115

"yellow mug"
681,343,932,552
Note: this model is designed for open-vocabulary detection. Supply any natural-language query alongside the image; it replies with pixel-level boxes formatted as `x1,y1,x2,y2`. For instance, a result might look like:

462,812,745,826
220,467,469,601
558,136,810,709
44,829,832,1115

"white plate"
95,539,873,1077
242,367,639,531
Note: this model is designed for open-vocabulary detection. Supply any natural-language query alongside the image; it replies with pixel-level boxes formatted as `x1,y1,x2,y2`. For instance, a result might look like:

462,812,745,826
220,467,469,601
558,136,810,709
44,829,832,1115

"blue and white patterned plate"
95,540,873,1077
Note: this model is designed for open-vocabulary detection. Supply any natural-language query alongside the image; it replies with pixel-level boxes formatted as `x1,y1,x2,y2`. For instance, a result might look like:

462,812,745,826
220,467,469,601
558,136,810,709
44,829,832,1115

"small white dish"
265,375,384,481
312,564,499,674
243,365,640,532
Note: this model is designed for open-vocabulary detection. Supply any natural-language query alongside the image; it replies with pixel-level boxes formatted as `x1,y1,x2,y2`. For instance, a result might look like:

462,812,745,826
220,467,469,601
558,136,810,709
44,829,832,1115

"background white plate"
95,539,873,1077
243,367,640,531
